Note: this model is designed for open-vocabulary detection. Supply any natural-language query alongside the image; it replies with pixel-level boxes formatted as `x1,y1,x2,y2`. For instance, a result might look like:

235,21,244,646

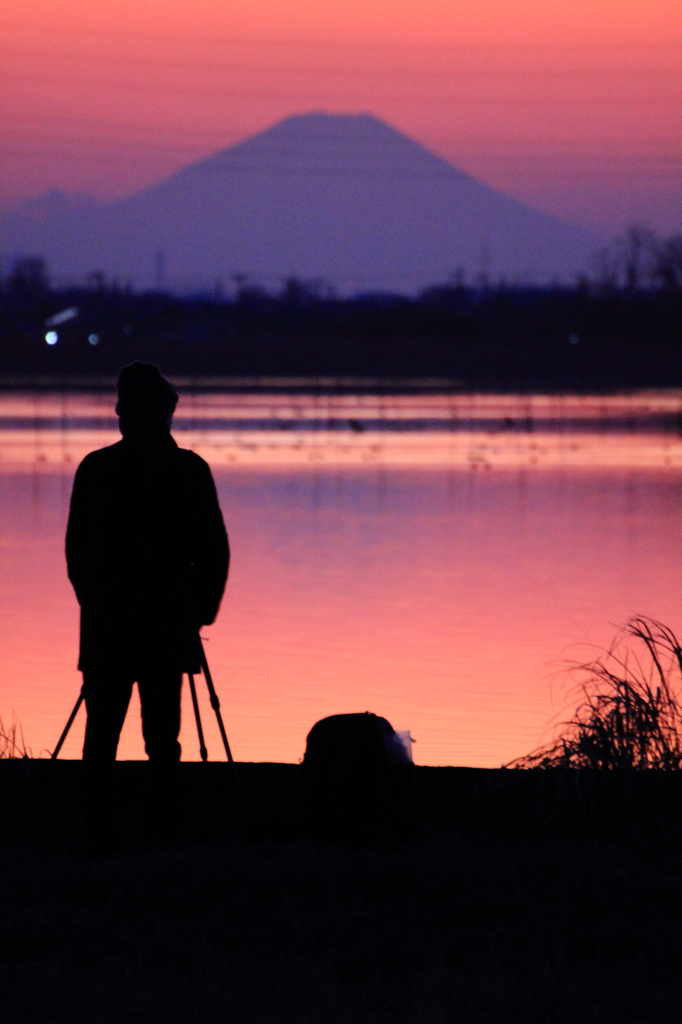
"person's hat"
115,361,178,417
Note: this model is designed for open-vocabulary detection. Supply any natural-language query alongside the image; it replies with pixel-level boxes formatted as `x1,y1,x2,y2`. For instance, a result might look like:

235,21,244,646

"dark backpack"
302,712,419,843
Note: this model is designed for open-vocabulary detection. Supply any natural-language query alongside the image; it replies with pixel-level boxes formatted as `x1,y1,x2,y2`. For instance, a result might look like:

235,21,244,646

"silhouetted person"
66,362,229,768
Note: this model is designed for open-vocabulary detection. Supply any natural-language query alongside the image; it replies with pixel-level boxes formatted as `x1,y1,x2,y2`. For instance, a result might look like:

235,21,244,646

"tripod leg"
197,640,248,815
188,673,208,762
198,643,234,763
51,688,85,759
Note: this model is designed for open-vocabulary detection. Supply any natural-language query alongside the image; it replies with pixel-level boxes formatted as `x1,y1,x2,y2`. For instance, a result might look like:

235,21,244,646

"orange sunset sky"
1,0,680,233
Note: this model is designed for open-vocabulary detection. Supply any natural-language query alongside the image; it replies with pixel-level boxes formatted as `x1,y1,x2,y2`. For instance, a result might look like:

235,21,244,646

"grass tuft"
0,717,31,759
509,617,682,770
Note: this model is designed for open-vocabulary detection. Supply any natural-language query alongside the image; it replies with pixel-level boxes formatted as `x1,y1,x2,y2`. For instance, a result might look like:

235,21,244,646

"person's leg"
82,671,134,762
80,670,134,852
137,671,182,844
137,670,182,763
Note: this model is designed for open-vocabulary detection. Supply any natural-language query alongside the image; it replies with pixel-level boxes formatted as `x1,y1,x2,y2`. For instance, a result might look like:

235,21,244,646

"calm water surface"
1,388,682,766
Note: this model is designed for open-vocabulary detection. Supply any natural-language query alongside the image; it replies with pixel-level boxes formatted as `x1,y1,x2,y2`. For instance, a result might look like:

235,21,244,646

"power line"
0,129,211,154
1,112,678,149
3,19,681,53
2,69,679,104
1,133,678,165
0,145,678,182
2,42,679,78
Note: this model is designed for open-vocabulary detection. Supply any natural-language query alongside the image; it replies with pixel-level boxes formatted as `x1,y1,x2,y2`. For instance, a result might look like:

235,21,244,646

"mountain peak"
2,111,597,291
258,111,401,138
196,110,449,172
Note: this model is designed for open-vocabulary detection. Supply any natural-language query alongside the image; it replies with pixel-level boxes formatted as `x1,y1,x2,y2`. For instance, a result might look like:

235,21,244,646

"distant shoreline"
2,285,681,389
1,376,682,397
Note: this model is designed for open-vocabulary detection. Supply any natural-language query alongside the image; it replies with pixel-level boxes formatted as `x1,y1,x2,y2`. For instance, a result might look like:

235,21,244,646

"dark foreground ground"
3,761,682,1024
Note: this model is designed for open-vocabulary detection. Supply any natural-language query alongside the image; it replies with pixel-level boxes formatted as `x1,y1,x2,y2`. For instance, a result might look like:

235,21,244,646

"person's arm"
191,459,229,626
65,458,92,604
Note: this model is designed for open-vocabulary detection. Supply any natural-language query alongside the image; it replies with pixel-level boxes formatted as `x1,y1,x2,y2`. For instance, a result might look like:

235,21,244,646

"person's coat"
66,434,229,674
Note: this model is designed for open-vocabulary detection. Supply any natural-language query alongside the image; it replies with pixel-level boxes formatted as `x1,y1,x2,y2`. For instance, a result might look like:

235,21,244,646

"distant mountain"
1,113,598,292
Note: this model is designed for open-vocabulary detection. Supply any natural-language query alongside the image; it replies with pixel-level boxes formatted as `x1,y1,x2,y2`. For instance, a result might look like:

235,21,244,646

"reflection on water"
2,389,682,468
1,388,681,765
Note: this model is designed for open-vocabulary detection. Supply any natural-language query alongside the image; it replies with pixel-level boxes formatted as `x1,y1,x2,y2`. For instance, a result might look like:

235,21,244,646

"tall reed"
510,617,682,769
0,717,31,759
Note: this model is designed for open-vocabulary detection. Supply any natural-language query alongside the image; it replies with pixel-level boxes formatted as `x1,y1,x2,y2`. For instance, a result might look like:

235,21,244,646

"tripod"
188,639,237,766
187,639,247,811
51,638,238,768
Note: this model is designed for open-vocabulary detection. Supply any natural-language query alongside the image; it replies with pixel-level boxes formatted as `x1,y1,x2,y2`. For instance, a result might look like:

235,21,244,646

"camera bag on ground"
301,712,420,843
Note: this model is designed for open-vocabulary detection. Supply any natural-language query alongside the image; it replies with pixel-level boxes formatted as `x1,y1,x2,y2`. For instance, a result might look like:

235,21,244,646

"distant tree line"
591,226,682,292
1,227,680,389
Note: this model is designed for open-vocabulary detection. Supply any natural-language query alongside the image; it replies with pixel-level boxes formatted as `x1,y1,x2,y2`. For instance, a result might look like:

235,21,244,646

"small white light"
88,333,99,346
569,333,579,345
45,331,59,346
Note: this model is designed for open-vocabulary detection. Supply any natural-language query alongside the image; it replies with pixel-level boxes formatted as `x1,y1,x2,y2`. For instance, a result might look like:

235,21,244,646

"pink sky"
1,0,680,232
